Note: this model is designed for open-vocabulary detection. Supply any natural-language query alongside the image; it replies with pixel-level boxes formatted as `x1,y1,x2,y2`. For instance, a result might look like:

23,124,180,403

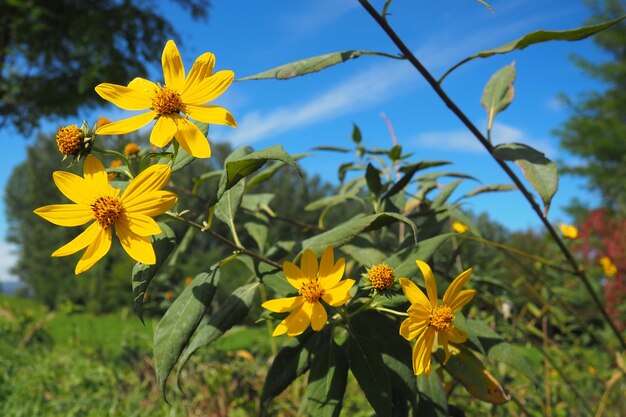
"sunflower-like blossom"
94,40,236,158
399,260,475,376
34,156,177,274
262,246,355,337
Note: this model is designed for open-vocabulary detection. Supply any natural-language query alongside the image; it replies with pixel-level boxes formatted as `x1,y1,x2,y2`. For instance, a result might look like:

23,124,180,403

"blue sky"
0,0,613,280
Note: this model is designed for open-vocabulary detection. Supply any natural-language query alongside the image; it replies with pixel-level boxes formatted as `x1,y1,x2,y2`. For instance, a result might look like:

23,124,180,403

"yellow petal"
126,213,162,236
128,77,159,96
438,332,451,364
416,260,438,307
184,104,236,127
124,191,178,217
284,304,311,337
446,326,468,344
182,52,215,95
122,163,172,206
442,268,473,307
162,40,185,92
407,303,430,319
262,296,303,313
399,316,428,341
52,171,95,205
115,221,156,264
182,70,234,105
75,227,112,274
82,155,109,189
283,261,307,290
399,278,431,310
413,327,436,376
310,301,327,331
95,111,156,136
34,204,93,227
95,83,151,110
321,279,355,307
150,114,178,148
300,249,318,279
173,116,211,158
319,246,345,288
52,222,101,257
449,289,476,313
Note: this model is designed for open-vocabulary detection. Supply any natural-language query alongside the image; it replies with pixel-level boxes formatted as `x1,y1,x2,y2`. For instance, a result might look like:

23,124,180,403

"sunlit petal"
128,77,159,96
52,172,95,205
449,289,476,313
83,156,110,191
416,260,438,307
300,249,318,279
115,221,156,265
182,52,215,95
400,316,428,341
123,191,178,217
321,279,354,307
413,327,436,376
75,227,112,275
173,116,211,158
284,304,311,337
51,222,101,257
283,261,307,290
122,163,172,207
126,213,162,236
184,104,236,127
34,204,92,227
399,278,431,310
310,301,327,331
442,268,473,307
438,331,451,364
182,70,234,104
262,296,303,313
150,114,177,148
162,40,185,92
95,83,151,110
95,111,156,136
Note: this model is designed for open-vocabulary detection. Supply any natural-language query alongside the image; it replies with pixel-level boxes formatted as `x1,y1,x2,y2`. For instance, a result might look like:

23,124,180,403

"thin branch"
357,0,626,351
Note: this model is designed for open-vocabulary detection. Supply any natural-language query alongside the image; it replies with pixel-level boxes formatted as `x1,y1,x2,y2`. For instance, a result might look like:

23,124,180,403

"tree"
0,0,210,134
556,0,626,212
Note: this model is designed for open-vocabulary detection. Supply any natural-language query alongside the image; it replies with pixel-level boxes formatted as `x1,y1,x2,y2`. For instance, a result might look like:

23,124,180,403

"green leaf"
440,16,626,82
261,332,316,403
385,234,453,279
348,332,393,417
416,373,448,417
302,213,417,255
381,161,450,201
463,183,516,198
305,194,360,212
432,179,464,208
493,142,558,215
217,145,302,200
352,123,362,144
246,154,307,190
153,266,220,401
240,193,274,211
131,222,176,323
215,180,245,238
177,282,259,373
244,217,268,253
365,163,383,196
440,346,510,404
312,146,352,153
488,343,540,385
481,63,516,131
454,315,504,355
306,338,348,417
238,50,398,81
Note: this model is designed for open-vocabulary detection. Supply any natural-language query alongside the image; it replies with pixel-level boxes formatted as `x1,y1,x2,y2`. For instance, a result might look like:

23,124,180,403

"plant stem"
358,0,625,351
374,306,408,317
166,212,282,269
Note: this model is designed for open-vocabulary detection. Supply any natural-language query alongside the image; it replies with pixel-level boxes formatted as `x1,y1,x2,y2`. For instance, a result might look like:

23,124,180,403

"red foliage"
575,209,626,328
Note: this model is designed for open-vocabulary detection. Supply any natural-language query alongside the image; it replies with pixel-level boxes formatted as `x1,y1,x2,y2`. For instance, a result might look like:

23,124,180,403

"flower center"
56,125,84,156
368,263,395,291
300,279,325,303
91,196,124,228
152,86,183,115
430,305,454,331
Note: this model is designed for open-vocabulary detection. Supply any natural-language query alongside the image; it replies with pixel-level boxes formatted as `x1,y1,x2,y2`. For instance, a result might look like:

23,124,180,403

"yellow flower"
452,221,469,234
399,260,475,376
559,224,578,239
34,155,177,274
599,256,617,278
262,246,355,337
94,40,236,158
164,291,175,300
124,143,140,156
367,263,395,291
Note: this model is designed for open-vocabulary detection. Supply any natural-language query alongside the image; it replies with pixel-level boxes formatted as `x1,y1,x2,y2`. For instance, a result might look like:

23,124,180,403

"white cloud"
223,60,415,146
0,242,18,282
413,121,557,157
280,0,357,36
